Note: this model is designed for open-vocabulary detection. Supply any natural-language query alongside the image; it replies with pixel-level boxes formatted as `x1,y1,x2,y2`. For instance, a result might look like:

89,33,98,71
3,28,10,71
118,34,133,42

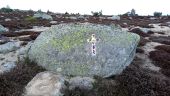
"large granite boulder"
28,23,140,77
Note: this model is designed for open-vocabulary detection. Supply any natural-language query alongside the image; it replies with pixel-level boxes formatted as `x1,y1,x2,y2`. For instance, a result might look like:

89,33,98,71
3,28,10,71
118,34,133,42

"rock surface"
24,71,66,96
28,23,140,77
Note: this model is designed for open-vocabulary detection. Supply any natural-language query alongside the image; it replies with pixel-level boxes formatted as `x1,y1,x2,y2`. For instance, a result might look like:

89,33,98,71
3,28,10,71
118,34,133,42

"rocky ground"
0,10,170,96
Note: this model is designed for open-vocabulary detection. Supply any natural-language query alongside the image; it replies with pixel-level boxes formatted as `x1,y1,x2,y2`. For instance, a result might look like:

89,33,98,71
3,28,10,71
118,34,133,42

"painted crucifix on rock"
87,34,99,56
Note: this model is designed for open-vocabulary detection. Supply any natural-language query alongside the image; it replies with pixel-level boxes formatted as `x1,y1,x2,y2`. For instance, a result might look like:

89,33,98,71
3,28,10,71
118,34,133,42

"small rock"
77,15,85,20
68,16,77,20
1,61,16,73
107,15,120,20
5,18,11,22
50,21,58,24
0,39,8,45
0,42,21,54
24,71,66,96
69,76,95,90
0,24,8,32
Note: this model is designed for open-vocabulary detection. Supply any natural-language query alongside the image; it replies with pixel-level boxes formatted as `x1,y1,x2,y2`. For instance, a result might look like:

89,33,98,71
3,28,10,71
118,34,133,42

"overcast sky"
0,0,169,15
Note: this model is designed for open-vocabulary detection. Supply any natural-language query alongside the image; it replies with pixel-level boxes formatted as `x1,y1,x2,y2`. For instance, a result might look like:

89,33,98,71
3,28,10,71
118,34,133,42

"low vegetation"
149,45,170,77
91,10,103,17
0,57,46,96
154,12,162,17
65,57,170,96
0,5,13,13
25,16,37,23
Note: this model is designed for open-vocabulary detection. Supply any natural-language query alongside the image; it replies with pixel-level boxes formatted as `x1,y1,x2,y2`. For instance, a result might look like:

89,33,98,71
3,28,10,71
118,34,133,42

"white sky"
0,0,169,15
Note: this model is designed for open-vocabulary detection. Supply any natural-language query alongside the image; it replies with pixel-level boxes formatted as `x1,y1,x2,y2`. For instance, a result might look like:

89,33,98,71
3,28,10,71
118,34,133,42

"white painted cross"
87,34,98,56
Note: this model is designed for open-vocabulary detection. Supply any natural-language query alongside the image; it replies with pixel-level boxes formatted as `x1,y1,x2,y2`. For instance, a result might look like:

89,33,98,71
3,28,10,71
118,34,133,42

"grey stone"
140,28,150,33
5,18,11,22
50,21,58,24
107,15,120,20
69,76,95,90
0,39,8,45
67,16,77,20
77,15,85,20
33,13,53,20
0,24,8,32
24,71,66,96
28,23,140,77
0,42,21,54
1,61,16,72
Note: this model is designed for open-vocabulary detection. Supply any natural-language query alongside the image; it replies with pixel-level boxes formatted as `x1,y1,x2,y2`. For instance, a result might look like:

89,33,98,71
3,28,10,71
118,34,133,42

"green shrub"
0,7,13,13
154,12,162,17
91,10,102,17
25,16,37,22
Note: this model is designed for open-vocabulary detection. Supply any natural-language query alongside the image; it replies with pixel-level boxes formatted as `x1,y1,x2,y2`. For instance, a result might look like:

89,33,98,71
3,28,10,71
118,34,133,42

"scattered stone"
1,61,16,73
0,24,8,33
28,23,140,77
0,42,21,54
50,21,58,24
24,71,66,96
0,40,6,45
140,28,150,33
69,76,95,90
67,16,77,20
77,15,85,20
5,18,11,22
33,13,53,20
150,17,157,20
151,24,170,35
107,15,120,20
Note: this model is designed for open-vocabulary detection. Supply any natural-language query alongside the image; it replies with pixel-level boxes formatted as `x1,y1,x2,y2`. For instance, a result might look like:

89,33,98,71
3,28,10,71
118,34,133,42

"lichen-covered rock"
28,23,140,77
33,13,53,20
